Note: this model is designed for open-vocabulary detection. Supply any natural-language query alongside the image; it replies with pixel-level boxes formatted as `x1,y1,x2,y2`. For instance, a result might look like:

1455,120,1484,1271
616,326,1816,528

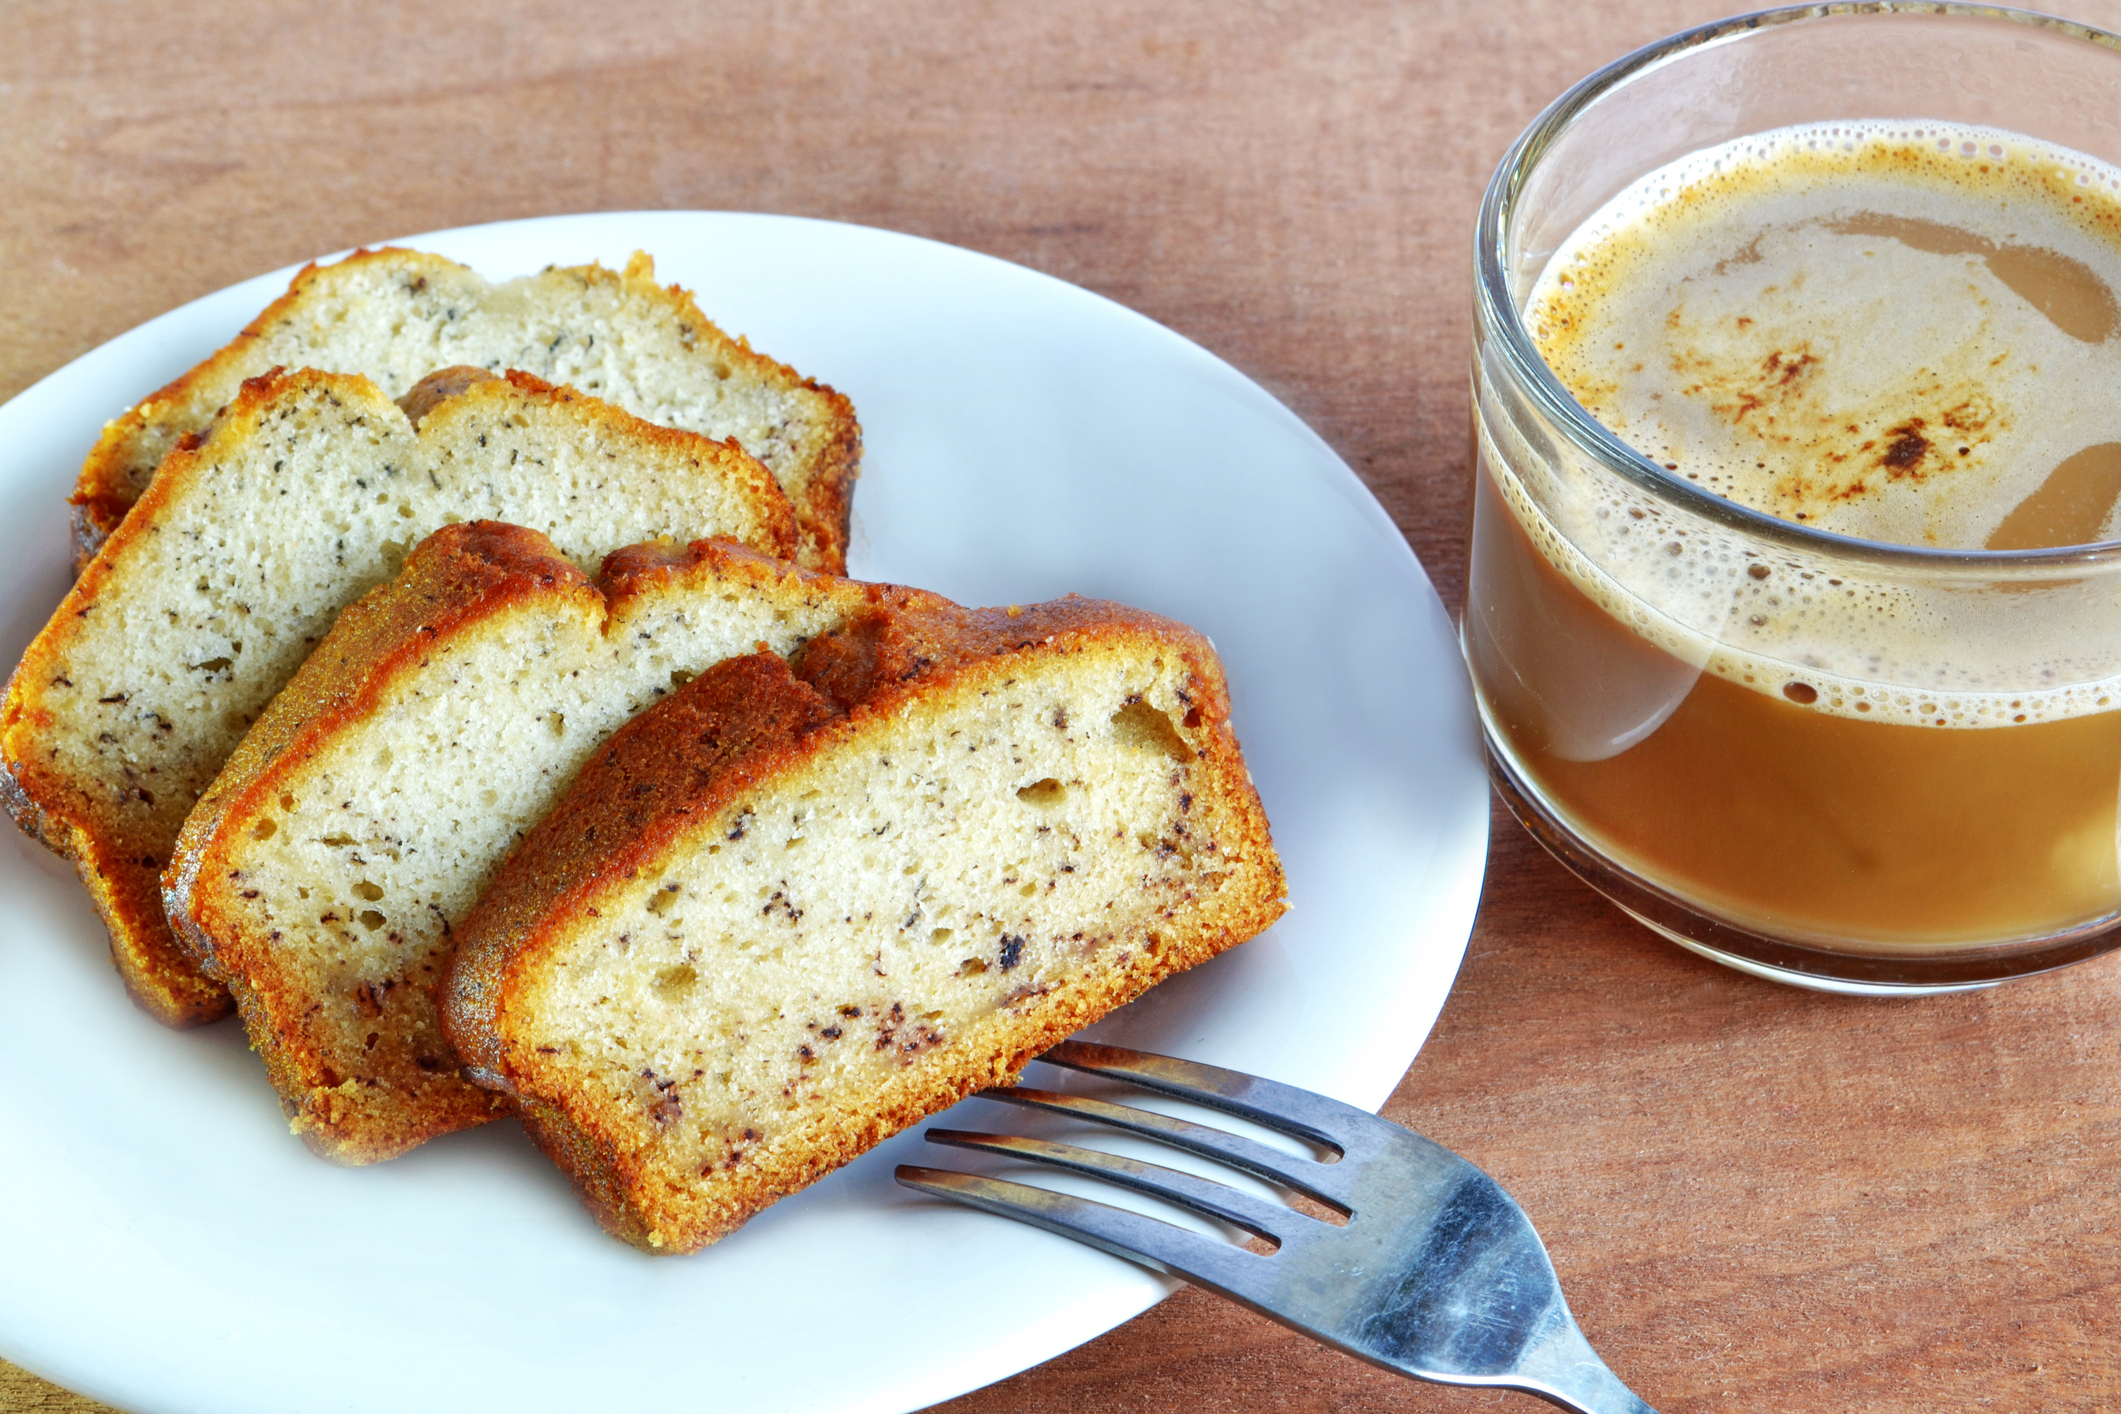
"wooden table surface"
7,2,2121,1410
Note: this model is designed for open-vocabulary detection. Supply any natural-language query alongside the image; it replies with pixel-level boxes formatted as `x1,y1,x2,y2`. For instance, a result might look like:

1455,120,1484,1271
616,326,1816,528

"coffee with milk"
1468,122,2121,948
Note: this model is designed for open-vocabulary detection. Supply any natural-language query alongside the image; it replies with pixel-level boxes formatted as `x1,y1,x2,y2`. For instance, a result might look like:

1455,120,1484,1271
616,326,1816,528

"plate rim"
0,208,1489,1414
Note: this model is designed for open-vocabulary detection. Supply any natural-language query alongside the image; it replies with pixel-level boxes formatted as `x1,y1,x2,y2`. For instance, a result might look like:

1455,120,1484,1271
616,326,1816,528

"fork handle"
1538,1365,1659,1414
1510,1345,1659,1414
1371,1303,1659,1414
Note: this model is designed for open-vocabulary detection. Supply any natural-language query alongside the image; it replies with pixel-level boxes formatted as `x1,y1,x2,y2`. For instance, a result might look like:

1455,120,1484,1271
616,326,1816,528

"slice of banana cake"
2,367,795,1027
165,526,924,1163
73,249,861,571
442,594,1287,1253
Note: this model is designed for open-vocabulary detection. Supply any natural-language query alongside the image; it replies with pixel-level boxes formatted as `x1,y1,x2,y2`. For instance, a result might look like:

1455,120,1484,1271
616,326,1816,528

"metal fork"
895,1040,1657,1414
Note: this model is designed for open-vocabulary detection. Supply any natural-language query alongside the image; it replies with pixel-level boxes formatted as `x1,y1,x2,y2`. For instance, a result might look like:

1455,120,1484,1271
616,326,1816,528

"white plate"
0,213,1488,1414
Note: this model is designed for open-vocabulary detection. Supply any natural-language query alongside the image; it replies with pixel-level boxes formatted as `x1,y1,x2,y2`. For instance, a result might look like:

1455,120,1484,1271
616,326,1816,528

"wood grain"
7,2,2121,1411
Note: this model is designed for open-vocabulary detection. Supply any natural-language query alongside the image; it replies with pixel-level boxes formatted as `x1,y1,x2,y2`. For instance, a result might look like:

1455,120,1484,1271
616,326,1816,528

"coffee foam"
1502,121,2121,729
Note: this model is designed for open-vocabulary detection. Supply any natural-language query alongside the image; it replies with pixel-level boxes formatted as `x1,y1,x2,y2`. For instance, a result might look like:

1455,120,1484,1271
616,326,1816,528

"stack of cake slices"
1,248,1288,1253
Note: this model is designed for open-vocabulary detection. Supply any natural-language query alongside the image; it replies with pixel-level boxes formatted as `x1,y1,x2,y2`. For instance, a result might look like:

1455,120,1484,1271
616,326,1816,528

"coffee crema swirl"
1502,121,2121,730
1531,120,2121,549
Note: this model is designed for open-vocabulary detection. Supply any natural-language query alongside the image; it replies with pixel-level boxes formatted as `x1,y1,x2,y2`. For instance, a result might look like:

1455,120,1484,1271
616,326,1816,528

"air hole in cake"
359,910,386,930
655,965,697,996
670,669,696,689
647,887,681,916
1016,777,1066,808
549,713,567,738
250,818,277,841
1110,699,1195,761
376,747,394,769
279,791,297,811
931,927,954,944
354,880,384,902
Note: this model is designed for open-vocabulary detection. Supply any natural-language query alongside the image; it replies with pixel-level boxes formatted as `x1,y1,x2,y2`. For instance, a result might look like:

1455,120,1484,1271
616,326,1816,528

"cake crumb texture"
72,248,860,571
443,593,1287,1252
165,526,906,1162
3,367,795,1026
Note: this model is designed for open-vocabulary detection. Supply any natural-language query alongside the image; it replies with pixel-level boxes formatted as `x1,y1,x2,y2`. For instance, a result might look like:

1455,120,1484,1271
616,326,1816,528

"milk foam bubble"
1502,121,2121,729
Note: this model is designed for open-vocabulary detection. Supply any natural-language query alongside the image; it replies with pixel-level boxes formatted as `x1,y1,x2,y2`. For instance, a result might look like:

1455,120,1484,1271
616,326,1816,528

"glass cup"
1469,3,2121,993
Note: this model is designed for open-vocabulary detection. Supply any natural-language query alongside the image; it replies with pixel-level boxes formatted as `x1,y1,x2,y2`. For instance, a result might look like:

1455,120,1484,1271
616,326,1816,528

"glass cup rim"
1474,1,2121,577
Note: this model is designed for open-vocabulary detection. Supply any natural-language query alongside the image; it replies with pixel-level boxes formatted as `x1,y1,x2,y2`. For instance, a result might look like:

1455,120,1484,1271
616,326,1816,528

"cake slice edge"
442,600,1288,1251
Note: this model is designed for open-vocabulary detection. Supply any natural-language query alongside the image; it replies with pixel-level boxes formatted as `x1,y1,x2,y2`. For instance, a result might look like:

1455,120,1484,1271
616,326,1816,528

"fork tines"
895,1039,1345,1303
896,1040,1354,1290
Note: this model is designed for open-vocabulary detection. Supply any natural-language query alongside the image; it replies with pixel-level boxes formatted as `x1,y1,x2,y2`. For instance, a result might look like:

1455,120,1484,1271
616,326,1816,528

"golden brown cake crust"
8,363,799,1028
71,251,464,559
164,523,591,1159
160,529,889,1162
787,389,862,575
442,596,1287,1253
2,371,328,1026
595,533,956,626
69,248,862,573
394,364,505,426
